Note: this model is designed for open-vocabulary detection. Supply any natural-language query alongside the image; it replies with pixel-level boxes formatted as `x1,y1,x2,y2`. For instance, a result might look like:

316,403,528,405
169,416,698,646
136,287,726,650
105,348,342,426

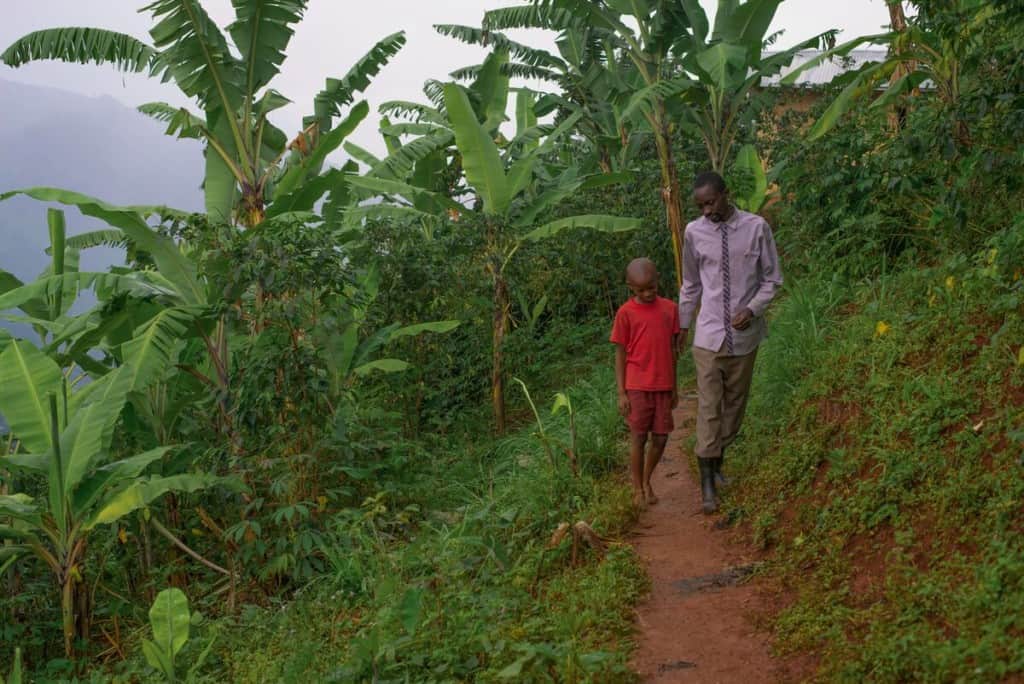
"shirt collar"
707,205,740,231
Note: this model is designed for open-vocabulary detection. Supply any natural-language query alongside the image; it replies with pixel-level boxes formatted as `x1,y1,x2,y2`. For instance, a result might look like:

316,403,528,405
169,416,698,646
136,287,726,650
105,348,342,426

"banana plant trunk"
652,107,685,291
61,568,75,659
886,0,913,133
488,232,510,435
58,537,88,661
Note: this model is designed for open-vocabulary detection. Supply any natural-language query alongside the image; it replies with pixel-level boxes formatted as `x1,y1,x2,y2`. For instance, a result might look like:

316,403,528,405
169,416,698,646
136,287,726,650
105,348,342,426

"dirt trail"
629,392,788,683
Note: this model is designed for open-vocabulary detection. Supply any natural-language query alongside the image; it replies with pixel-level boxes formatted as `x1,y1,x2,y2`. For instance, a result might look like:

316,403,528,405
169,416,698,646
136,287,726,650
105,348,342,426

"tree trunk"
61,568,75,660
75,562,91,657
886,1,913,133
652,107,685,292
491,265,510,435
887,0,907,31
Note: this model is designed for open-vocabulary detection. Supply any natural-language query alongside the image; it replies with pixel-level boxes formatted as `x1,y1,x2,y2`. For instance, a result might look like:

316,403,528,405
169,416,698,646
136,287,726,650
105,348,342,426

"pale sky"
1,1,892,156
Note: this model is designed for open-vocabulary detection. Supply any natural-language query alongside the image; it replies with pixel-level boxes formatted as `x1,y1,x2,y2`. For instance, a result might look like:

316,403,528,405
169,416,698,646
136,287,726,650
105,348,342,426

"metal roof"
761,49,891,87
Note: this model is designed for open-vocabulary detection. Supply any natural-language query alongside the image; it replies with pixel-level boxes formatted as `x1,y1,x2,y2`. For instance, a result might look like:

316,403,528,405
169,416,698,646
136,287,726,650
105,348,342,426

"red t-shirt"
609,297,680,391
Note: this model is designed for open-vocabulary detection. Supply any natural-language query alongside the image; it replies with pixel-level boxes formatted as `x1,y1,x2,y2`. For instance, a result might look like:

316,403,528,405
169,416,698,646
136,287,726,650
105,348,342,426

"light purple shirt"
678,208,783,356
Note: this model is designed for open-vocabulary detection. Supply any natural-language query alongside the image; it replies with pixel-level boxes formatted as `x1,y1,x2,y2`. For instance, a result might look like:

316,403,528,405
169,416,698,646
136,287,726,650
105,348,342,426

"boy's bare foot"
645,485,659,505
632,490,647,510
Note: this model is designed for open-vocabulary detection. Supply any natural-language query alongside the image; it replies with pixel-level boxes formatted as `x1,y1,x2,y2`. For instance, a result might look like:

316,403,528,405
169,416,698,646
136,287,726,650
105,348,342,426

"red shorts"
626,390,675,435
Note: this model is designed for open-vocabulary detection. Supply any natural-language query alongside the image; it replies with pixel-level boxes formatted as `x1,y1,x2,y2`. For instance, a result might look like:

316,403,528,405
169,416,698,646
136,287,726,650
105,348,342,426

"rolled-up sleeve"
678,228,702,328
746,221,783,318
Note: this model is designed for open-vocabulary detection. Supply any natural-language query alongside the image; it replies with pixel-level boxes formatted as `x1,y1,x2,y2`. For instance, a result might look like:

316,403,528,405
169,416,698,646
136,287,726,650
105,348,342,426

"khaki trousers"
692,345,759,461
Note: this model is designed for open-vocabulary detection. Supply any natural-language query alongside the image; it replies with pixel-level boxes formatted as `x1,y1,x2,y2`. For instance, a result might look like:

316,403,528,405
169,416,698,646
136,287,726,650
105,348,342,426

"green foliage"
1,28,155,71
730,143,769,213
204,367,643,682
784,0,1002,141
0,649,23,684
723,217,1024,680
677,0,835,172
142,588,215,683
5,0,1024,680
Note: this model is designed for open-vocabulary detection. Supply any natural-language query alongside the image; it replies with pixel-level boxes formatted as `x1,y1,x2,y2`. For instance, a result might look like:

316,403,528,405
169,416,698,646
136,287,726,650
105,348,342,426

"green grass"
183,366,644,683
723,222,1024,682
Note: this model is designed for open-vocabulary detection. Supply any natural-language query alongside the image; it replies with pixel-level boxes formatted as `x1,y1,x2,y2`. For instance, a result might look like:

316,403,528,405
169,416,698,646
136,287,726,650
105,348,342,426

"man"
678,171,782,514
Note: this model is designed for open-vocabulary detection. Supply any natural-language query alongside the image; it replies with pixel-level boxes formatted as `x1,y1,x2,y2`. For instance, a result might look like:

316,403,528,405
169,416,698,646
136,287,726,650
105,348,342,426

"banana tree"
436,22,645,175
455,86,638,432
377,79,639,433
673,0,837,173
483,0,694,289
0,345,237,659
0,210,89,365
0,188,247,448
346,49,518,228
780,0,997,143
2,1,405,227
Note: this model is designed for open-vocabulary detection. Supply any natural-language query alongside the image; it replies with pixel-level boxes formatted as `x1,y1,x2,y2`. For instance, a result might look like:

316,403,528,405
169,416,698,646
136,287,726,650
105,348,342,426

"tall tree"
782,0,1000,144
436,22,645,174
364,50,641,432
886,0,913,132
2,1,405,227
672,0,836,173
483,0,694,289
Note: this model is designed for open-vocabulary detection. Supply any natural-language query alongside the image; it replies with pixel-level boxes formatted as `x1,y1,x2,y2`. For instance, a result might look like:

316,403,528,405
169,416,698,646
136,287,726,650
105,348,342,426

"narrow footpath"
629,392,791,683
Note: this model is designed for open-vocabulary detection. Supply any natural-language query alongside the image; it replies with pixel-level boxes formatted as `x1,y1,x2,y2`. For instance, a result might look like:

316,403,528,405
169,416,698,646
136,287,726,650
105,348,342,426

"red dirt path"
629,393,793,683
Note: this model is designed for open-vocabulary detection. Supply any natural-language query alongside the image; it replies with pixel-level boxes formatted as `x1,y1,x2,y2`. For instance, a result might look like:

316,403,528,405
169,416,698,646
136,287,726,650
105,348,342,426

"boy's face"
627,271,658,304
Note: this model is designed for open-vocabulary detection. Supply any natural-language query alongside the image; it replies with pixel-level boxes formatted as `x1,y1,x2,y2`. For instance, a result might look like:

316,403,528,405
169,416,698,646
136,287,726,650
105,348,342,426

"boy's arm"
614,343,630,417
672,333,679,407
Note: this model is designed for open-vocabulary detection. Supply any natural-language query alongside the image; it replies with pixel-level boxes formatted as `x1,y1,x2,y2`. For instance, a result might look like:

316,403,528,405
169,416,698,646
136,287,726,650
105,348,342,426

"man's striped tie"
721,223,734,355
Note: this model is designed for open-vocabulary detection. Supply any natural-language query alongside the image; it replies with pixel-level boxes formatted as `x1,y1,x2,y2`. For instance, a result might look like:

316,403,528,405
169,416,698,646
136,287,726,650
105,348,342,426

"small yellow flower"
317,495,328,511
945,276,956,291
875,321,891,338
118,528,128,544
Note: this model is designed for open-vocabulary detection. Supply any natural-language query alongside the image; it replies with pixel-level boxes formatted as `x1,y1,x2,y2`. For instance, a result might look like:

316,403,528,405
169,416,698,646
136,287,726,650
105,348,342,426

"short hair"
693,171,727,193
625,257,657,281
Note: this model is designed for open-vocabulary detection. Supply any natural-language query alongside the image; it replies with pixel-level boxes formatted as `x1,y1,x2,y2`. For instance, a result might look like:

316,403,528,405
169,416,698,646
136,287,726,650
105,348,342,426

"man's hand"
677,329,689,355
618,391,631,418
731,307,754,330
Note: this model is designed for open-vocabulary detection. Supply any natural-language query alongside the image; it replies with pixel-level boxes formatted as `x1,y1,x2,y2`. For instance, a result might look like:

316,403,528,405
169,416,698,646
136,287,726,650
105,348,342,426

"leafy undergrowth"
191,367,644,682
726,221,1024,682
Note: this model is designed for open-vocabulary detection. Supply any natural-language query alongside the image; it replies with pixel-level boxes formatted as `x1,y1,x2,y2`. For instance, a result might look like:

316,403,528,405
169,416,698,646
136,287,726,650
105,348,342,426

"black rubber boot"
698,458,719,514
712,456,731,488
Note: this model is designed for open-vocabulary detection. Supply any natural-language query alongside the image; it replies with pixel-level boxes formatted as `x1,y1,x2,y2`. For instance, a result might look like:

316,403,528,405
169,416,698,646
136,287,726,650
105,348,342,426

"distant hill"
0,79,204,284
0,80,204,430
0,79,204,345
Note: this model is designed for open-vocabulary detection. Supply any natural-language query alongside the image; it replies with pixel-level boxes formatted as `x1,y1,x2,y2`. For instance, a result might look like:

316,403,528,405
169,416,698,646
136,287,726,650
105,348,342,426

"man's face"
694,184,730,223
627,271,659,304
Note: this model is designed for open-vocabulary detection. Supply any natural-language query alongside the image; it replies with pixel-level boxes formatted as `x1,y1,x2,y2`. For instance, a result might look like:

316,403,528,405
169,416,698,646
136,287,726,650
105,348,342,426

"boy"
610,258,680,508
